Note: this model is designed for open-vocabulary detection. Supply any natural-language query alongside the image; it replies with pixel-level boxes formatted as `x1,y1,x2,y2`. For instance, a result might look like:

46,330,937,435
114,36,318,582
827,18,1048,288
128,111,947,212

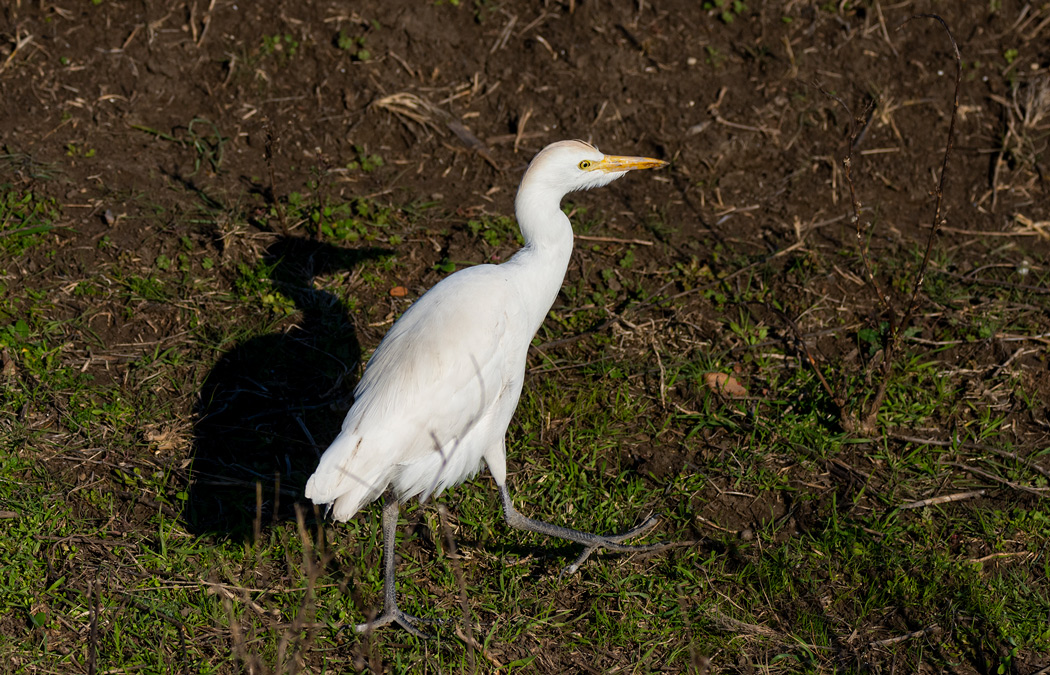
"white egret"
306,140,669,635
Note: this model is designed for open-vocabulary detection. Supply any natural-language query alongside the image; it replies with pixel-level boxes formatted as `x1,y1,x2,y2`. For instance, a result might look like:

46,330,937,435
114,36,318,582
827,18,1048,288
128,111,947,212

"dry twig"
947,462,1050,497
438,505,487,669
869,625,941,647
899,489,986,510
0,30,33,74
890,432,1050,480
803,15,961,435
373,92,500,168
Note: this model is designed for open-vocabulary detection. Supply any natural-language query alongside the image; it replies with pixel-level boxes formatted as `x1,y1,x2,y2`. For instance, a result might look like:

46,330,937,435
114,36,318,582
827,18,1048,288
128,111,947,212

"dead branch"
805,15,961,435
857,14,962,432
264,121,289,236
438,505,485,669
769,305,843,415
897,14,961,329
823,89,890,317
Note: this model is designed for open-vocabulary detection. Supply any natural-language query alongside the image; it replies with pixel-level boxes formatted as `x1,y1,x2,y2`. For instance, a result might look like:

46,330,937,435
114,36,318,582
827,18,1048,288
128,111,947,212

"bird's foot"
559,515,665,578
355,607,444,639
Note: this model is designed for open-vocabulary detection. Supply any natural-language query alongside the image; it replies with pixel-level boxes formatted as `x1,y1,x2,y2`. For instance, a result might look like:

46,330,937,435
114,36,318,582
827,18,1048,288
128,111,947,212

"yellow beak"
594,155,669,173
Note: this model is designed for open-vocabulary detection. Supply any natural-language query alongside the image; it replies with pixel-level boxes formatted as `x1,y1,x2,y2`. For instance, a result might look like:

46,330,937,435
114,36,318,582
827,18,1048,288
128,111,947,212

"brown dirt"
2,0,1049,671
4,2,1047,368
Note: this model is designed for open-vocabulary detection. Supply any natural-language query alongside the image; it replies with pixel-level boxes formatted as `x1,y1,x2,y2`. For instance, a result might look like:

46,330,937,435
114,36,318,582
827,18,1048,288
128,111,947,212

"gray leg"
497,484,664,577
355,498,440,638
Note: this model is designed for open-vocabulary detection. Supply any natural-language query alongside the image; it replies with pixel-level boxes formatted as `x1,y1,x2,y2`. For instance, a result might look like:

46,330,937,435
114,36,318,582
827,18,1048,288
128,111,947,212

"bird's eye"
578,160,592,170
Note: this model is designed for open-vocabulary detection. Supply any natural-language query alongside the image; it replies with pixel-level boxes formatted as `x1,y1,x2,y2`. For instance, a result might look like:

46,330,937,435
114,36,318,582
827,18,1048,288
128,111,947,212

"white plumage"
306,264,521,519
306,140,668,635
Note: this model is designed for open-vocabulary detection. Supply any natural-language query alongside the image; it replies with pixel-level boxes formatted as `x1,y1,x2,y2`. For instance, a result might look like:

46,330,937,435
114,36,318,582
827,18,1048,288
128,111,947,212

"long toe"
355,608,444,639
559,545,599,578
601,515,661,547
558,517,668,578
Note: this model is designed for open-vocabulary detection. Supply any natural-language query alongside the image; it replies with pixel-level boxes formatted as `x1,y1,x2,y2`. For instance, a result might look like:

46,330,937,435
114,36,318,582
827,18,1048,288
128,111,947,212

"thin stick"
770,306,841,413
87,579,99,675
705,608,785,640
438,505,484,669
514,106,533,153
574,234,654,246
890,432,1050,480
897,14,962,328
948,462,1050,497
651,334,666,408
899,489,985,510
0,31,33,74
931,268,1050,296
823,88,892,317
970,551,1034,565
820,90,897,434
196,0,216,47
827,85,897,432
264,122,289,236
869,625,941,647
824,14,962,433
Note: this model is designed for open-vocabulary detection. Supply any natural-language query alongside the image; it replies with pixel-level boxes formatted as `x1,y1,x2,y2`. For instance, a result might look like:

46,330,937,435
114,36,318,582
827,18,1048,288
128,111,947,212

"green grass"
0,180,1048,674
0,186,61,256
131,119,226,176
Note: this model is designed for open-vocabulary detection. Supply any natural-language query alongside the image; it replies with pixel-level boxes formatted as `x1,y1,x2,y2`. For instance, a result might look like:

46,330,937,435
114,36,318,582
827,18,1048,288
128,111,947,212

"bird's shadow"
187,236,388,539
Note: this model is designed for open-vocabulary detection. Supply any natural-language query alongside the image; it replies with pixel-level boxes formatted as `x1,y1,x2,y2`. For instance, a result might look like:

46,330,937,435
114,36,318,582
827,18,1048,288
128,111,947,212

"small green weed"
154,254,190,273
705,45,726,68
278,192,395,243
703,0,747,24
64,142,96,158
433,258,456,273
336,30,372,61
346,145,384,173
727,312,768,348
131,118,226,175
0,186,60,255
672,256,715,290
234,260,295,316
467,214,521,247
261,33,299,61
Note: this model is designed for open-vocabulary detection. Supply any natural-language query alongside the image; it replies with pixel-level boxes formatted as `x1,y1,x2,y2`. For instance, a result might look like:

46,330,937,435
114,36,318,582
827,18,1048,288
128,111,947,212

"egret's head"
521,140,668,195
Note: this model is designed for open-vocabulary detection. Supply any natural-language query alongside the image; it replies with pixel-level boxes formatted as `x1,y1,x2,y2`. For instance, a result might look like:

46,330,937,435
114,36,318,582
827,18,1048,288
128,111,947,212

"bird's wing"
305,265,521,516
352,266,514,437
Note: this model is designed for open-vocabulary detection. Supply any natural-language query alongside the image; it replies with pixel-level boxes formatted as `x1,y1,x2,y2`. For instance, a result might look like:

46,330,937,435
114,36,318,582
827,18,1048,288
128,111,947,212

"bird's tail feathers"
304,430,392,522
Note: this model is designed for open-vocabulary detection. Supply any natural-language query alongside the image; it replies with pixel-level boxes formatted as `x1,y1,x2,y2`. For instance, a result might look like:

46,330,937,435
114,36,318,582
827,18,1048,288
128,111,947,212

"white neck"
501,180,575,331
